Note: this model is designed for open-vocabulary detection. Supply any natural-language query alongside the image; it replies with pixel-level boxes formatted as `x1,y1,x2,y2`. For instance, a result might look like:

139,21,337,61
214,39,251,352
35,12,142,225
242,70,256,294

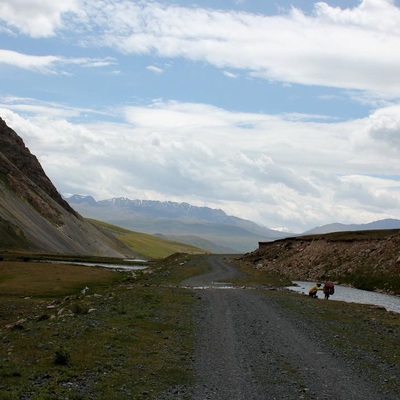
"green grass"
0,261,122,297
230,258,292,287
89,219,208,259
1,253,399,398
149,253,212,285
0,255,199,399
0,286,195,399
339,269,400,293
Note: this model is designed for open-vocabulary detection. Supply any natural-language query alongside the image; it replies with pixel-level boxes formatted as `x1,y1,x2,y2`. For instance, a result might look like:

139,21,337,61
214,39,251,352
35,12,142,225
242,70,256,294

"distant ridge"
69,195,239,222
67,195,293,253
303,218,400,235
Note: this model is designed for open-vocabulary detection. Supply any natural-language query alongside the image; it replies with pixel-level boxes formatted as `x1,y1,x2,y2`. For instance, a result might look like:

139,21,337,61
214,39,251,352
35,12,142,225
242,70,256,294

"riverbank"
243,229,400,295
288,280,400,313
1,253,399,399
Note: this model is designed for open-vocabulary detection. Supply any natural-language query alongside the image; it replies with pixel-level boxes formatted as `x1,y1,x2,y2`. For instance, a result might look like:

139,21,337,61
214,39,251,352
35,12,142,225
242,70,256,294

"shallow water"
287,281,400,314
46,260,147,271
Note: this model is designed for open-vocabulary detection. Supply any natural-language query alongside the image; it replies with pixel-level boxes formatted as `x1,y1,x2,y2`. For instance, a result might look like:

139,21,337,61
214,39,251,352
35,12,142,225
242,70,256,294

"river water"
44,260,147,271
287,281,400,314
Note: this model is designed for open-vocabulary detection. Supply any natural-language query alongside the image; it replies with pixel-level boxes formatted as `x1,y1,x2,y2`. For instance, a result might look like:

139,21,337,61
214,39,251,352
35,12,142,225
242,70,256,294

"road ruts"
180,255,390,400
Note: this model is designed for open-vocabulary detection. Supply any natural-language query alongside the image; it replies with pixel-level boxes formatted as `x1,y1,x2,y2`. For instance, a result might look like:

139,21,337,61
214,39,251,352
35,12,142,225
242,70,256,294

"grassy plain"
89,219,208,259
0,261,121,297
1,253,400,398
0,254,209,399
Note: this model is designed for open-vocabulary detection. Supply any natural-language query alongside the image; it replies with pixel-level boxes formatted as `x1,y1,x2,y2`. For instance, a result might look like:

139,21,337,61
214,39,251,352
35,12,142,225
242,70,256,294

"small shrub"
71,302,89,315
54,347,71,366
36,314,50,322
115,303,127,314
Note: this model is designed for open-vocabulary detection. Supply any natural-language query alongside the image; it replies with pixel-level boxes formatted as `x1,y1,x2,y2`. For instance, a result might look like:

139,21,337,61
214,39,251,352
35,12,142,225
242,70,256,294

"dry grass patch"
0,261,121,297
0,261,123,328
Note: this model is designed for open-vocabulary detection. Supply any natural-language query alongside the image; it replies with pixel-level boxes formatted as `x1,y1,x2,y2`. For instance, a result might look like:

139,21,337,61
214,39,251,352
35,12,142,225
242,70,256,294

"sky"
1,0,400,233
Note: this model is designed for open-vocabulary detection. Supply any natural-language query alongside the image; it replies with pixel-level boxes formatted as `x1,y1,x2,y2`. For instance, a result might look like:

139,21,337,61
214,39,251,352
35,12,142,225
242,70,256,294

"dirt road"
178,255,394,400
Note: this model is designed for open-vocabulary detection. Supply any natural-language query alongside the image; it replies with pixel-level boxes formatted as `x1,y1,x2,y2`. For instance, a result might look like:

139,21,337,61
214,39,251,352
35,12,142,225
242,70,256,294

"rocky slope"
241,230,400,294
0,117,134,257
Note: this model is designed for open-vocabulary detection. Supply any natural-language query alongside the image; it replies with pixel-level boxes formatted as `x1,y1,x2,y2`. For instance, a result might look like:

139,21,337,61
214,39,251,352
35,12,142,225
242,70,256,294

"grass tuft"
54,347,71,366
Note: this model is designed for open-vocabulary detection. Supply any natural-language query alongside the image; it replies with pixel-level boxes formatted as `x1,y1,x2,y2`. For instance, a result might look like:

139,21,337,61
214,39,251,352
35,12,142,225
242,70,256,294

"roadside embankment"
241,230,400,294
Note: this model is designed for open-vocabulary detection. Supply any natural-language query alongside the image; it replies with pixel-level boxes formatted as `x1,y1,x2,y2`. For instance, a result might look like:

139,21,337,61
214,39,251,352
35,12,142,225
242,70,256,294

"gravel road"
174,255,395,400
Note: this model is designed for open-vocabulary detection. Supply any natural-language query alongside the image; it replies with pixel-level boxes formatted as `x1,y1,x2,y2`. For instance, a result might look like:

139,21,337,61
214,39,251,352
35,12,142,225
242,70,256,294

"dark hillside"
0,118,76,217
0,117,135,257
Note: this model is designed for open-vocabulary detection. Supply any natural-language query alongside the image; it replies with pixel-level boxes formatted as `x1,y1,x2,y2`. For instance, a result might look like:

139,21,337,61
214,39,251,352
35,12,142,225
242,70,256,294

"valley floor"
1,255,399,399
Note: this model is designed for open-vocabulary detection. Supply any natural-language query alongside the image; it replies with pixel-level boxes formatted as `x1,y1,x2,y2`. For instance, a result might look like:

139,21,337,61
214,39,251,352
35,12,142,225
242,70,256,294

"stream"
43,260,148,271
287,281,400,314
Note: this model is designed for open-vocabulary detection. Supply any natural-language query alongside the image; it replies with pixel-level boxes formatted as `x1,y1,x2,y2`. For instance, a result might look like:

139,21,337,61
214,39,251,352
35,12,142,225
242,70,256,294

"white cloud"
367,105,400,150
3,1,400,233
0,97,112,119
223,71,239,78
3,1,400,97
314,0,400,34
2,98,400,232
0,49,116,73
146,65,164,74
77,57,117,68
0,0,80,38
0,49,60,73
69,0,400,97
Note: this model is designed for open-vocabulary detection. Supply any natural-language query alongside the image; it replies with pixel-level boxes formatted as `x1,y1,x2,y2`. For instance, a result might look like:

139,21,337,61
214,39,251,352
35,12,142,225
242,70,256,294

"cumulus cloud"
3,1,400,96
2,1,400,231
314,0,400,34
367,105,400,150
67,0,400,97
0,0,80,38
2,98,400,232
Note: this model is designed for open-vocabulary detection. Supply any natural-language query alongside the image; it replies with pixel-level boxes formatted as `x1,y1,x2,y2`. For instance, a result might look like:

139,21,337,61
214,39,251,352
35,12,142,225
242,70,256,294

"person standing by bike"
323,281,335,299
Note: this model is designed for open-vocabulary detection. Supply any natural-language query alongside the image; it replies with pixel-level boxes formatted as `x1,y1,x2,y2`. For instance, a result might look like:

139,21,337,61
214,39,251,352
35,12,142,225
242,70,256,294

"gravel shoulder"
179,255,398,400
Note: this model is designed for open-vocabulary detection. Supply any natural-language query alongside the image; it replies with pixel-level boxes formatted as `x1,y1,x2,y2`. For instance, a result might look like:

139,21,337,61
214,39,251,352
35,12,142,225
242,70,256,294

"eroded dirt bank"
241,230,400,294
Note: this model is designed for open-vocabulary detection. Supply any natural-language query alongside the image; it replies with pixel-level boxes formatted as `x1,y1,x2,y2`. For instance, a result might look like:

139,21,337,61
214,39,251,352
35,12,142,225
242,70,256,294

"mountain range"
67,194,400,253
66,195,293,253
303,219,400,235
